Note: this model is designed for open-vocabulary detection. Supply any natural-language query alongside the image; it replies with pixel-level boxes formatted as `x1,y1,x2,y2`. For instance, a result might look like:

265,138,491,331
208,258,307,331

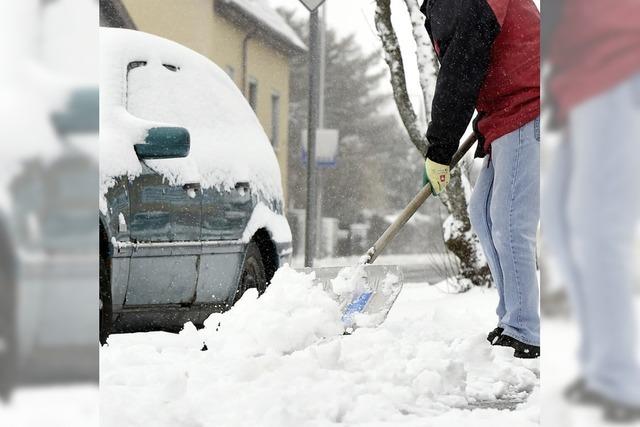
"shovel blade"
297,265,404,330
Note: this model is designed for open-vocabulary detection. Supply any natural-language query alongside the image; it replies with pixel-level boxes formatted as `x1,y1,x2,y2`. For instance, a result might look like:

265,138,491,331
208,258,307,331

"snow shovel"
303,133,478,330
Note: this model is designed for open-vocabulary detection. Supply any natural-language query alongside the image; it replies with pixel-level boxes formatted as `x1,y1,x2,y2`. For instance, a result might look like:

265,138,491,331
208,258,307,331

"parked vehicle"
99,29,292,342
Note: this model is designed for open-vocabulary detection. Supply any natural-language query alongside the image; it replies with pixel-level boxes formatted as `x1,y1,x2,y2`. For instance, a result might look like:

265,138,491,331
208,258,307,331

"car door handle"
235,182,250,191
235,182,250,196
182,183,201,192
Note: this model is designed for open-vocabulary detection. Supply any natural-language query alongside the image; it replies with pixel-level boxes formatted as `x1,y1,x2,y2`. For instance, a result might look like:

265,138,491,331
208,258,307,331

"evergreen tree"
280,9,422,225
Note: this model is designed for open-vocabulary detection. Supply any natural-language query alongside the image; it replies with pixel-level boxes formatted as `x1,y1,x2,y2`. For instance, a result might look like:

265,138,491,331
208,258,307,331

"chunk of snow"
241,202,292,243
330,264,368,295
200,266,343,356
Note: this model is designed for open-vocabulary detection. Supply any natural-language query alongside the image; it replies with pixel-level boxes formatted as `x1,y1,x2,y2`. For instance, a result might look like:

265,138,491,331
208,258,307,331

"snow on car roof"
99,28,284,213
219,0,306,51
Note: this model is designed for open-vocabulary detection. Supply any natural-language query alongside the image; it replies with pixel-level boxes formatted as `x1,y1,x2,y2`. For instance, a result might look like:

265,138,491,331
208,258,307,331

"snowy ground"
100,266,539,427
0,385,99,426
541,302,640,427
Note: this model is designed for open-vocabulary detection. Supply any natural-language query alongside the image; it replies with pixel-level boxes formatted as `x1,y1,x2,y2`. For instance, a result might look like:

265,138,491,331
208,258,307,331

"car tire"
99,242,113,346
234,241,267,304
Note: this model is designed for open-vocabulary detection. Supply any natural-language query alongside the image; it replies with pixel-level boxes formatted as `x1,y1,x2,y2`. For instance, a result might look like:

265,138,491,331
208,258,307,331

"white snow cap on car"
99,28,284,213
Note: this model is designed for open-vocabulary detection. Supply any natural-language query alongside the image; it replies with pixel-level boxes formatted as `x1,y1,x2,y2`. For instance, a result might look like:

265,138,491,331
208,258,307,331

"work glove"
423,158,450,195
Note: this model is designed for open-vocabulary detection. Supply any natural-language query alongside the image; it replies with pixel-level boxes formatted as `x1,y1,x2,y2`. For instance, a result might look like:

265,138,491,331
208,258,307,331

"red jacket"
421,0,540,163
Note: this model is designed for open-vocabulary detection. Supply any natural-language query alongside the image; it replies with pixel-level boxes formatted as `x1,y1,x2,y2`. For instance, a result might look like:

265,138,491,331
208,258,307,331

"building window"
248,78,258,111
271,93,280,148
225,65,235,81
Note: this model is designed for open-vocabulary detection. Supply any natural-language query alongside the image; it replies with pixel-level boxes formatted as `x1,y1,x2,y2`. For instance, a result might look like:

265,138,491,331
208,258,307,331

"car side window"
125,61,147,111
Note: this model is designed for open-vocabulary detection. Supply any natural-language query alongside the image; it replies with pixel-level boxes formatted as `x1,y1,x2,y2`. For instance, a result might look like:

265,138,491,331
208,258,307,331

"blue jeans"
543,73,640,405
469,118,540,346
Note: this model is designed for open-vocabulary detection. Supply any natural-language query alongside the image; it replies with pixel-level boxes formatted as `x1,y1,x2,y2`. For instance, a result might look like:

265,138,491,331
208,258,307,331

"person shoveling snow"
336,0,541,358
306,0,541,358
418,0,541,358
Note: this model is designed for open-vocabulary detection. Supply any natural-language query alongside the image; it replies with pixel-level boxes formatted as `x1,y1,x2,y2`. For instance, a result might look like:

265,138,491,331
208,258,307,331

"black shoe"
487,327,504,345
493,334,540,359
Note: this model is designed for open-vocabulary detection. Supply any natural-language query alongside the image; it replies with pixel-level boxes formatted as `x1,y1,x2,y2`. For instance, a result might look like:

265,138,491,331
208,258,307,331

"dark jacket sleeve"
424,0,502,165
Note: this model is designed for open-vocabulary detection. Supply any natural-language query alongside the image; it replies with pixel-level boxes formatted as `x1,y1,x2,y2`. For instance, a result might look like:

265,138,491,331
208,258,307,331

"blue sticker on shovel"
342,291,373,325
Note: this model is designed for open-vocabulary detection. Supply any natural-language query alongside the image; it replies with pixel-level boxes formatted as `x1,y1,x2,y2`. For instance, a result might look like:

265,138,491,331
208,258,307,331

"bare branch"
403,0,437,123
374,0,429,157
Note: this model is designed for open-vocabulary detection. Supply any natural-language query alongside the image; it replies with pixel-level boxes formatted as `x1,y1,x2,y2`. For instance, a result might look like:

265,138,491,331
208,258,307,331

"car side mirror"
134,127,190,160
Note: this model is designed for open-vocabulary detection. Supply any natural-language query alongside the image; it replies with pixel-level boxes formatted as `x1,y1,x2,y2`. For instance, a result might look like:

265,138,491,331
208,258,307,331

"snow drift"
101,267,539,426
197,267,344,356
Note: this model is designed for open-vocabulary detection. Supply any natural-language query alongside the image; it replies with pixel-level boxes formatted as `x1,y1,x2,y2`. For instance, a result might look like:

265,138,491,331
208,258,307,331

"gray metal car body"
100,29,292,333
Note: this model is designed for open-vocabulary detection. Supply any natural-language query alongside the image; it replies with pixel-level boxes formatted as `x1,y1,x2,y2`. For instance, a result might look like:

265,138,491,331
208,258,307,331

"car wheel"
99,242,113,346
234,241,267,303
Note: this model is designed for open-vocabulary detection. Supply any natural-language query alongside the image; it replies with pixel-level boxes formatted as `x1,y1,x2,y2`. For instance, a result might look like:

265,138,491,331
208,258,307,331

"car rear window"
126,60,215,130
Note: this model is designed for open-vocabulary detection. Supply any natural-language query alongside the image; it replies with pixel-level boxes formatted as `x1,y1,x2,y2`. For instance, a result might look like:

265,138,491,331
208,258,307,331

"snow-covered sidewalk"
100,267,539,426
0,385,99,426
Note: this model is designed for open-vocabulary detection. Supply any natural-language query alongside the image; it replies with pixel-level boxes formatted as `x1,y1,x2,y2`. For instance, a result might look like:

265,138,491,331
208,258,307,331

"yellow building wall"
121,0,290,201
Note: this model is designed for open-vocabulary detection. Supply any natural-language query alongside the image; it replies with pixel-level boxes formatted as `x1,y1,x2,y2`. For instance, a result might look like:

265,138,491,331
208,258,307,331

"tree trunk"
375,0,492,290
403,0,437,122
439,165,492,288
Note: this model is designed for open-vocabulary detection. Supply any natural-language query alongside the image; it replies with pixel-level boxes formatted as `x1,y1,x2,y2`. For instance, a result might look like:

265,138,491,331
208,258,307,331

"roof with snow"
216,0,306,54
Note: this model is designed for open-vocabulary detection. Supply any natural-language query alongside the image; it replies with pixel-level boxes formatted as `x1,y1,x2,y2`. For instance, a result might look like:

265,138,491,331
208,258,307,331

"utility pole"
319,3,326,127
316,2,327,258
304,8,321,267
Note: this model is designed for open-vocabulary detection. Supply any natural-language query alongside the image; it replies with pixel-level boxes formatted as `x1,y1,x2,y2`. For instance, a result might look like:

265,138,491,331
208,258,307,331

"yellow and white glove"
424,158,450,195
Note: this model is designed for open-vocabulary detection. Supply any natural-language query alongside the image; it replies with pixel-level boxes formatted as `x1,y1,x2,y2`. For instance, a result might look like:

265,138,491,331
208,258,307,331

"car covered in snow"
99,28,292,342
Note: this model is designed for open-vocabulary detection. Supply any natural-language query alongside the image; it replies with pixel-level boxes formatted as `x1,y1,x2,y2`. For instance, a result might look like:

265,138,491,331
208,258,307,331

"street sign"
301,128,340,168
298,0,326,12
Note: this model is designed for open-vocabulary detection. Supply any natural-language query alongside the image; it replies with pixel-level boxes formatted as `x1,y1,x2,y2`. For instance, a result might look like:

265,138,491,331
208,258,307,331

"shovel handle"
365,133,478,265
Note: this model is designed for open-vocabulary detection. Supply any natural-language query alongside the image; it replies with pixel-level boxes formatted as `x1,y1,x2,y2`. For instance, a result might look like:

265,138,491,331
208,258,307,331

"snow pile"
101,273,539,426
435,276,474,293
99,28,285,213
198,266,344,356
0,385,99,427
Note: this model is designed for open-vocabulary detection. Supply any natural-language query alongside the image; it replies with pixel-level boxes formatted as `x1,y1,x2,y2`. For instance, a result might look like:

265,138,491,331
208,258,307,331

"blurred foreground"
0,0,98,425
542,0,640,425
